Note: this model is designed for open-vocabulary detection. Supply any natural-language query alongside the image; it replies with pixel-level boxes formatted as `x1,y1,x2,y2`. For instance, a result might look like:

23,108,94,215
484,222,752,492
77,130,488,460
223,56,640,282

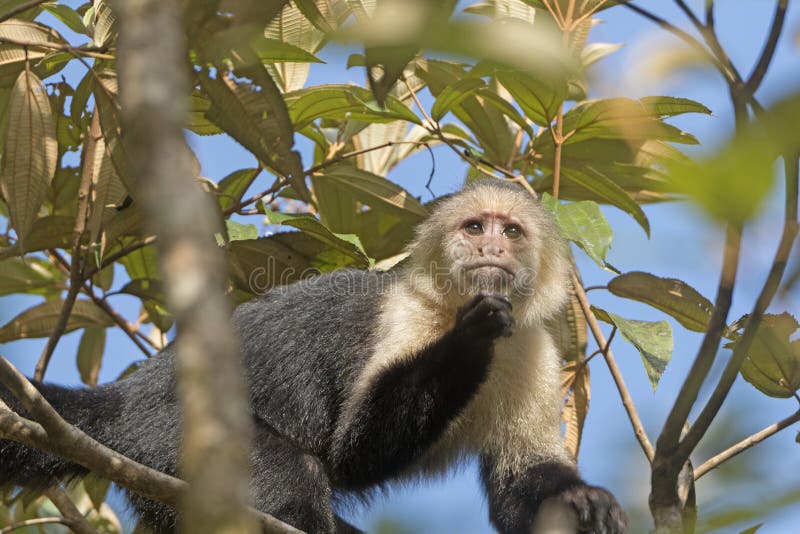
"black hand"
560,484,628,534
454,294,515,341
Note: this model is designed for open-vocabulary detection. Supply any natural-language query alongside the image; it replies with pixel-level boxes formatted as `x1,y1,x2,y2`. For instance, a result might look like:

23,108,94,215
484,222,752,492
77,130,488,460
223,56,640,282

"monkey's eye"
464,221,484,236
503,224,523,240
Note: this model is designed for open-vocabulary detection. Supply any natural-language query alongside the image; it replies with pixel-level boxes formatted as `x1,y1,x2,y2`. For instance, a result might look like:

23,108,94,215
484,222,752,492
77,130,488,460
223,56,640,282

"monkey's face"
447,209,531,298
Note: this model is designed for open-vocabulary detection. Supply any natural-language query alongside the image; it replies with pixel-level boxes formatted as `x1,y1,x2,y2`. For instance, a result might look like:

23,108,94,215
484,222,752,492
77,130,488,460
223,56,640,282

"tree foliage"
0,0,798,532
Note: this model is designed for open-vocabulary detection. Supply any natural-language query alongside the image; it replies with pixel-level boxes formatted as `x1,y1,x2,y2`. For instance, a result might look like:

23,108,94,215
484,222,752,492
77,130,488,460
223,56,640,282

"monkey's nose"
477,241,505,257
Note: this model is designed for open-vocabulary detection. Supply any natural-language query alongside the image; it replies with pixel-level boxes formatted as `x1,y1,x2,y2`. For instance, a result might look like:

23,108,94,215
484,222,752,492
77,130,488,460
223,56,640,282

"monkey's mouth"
463,261,516,277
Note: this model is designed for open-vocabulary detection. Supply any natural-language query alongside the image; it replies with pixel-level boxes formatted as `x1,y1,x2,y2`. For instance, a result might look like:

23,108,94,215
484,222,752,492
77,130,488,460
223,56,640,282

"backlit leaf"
541,194,612,268
0,299,114,342
77,327,106,386
0,69,57,247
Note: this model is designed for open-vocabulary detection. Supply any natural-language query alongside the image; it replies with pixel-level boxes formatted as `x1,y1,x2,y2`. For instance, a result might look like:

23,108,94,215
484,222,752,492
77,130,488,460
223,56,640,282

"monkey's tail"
0,381,117,489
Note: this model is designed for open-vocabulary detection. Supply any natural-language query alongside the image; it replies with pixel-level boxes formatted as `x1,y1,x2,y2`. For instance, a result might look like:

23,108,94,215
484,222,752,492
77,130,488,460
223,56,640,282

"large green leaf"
608,271,713,332
0,299,114,342
200,71,309,200
726,313,800,398
264,209,370,266
595,308,673,391
639,96,712,117
42,3,89,35
216,168,261,212
284,84,421,130
0,257,64,296
0,20,65,86
560,167,650,235
77,326,106,387
266,0,330,92
200,23,322,69
540,194,612,268
318,164,427,219
430,77,485,122
496,69,567,126
0,69,57,247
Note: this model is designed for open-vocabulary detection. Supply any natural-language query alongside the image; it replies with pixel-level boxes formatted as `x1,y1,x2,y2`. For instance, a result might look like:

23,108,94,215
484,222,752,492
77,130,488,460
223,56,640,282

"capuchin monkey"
0,180,626,533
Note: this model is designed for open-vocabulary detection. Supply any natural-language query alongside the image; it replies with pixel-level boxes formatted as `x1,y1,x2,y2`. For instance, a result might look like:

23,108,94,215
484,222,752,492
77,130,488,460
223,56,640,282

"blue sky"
2,1,799,532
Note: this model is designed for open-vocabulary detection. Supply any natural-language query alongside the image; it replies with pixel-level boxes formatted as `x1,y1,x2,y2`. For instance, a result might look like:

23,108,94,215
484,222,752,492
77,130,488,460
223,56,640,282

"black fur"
0,269,623,533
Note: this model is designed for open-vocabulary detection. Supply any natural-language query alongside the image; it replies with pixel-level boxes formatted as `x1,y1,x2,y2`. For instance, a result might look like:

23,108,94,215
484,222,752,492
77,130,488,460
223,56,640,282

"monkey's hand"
560,483,627,534
454,294,515,341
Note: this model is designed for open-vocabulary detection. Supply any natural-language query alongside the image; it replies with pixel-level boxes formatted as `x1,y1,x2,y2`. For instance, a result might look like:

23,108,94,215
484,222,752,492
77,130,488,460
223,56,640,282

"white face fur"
406,181,571,327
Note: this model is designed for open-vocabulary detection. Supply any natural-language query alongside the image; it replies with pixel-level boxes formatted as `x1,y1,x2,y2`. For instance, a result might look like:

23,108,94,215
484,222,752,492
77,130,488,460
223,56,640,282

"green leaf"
0,299,114,343
540,194,612,268
0,215,72,258
186,91,221,136
726,313,800,398
0,20,65,86
739,525,763,534
496,69,567,126
0,257,64,296
596,309,673,391
430,77,485,122
561,98,700,145
216,168,260,212
560,167,650,236
120,244,160,281
226,220,259,242
77,327,105,387
199,71,309,201
83,473,111,511
608,271,713,332
285,84,421,130
294,0,337,34
266,0,328,92
640,96,712,117
264,209,371,267
84,111,127,248
200,24,323,69
94,72,136,194
319,164,427,219
1,69,57,248
42,3,88,35
119,278,165,304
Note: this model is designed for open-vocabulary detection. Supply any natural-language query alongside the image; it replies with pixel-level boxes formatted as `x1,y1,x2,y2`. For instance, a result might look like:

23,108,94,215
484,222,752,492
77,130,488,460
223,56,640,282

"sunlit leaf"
83,473,111,511
77,326,106,386
200,24,322,70
0,299,114,342
226,220,259,242
430,77,485,122
581,42,623,67
608,271,713,332
596,309,673,391
640,96,712,117
0,20,65,86
541,194,612,268
216,167,261,212
1,69,57,247
42,3,89,35
496,67,567,126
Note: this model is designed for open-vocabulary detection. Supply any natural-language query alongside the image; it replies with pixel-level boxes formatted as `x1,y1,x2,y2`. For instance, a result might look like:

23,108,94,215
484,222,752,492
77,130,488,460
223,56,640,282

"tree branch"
677,155,799,458
44,486,98,534
0,517,69,533
656,225,741,453
0,355,302,534
116,0,257,531
571,272,655,462
745,0,788,94
694,409,800,480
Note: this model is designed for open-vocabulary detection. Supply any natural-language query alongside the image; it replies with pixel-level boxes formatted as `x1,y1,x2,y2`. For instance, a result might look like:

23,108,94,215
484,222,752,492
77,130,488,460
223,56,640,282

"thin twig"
0,517,69,533
225,177,289,216
705,0,714,28
45,487,98,534
673,0,703,30
694,410,800,480
304,140,431,175
571,272,655,462
48,249,154,357
745,0,788,94
0,0,49,25
0,37,114,60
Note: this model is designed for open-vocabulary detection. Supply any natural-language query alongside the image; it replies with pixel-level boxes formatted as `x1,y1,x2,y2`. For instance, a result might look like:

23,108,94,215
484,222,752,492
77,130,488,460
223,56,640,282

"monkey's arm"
480,453,627,534
331,294,513,489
